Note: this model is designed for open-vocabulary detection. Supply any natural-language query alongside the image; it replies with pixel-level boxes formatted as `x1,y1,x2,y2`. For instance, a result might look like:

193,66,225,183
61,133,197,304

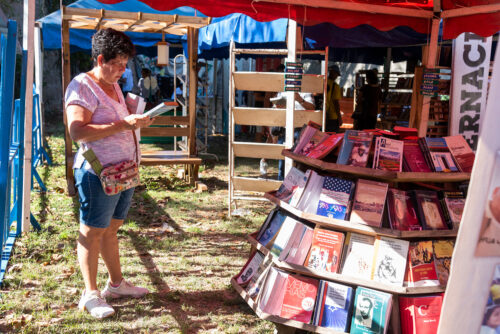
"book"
143,101,179,118
293,125,329,156
420,137,458,172
316,176,355,220
304,228,345,273
245,259,272,299
341,233,376,281
399,294,444,334
404,240,440,287
234,251,265,285
306,133,344,160
269,217,299,257
393,126,418,139
289,169,312,207
430,151,459,172
296,170,324,214
402,139,432,173
444,135,475,172
256,208,287,248
279,223,314,266
258,267,288,316
432,240,454,286
312,280,354,331
279,274,319,323
440,191,465,228
350,287,393,334
372,236,410,286
336,130,374,167
372,136,404,172
386,188,422,231
125,92,146,114
413,190,449,230
350,179,389,227
274,167,307,203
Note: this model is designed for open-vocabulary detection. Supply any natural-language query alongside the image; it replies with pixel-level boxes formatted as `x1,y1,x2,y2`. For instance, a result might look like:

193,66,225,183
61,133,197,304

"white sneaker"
101,279,149,299
78,290,115,319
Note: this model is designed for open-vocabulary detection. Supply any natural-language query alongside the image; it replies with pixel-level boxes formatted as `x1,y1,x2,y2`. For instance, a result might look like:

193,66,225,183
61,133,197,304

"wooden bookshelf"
247,235,446,296
282,149,471,183
264,192,458,239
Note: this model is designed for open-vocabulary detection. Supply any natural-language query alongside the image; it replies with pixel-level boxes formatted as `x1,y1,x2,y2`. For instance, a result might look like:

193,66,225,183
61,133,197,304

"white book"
372,236,409,286
372,136,404,172
341,233,376,281
270,217,298,257
296,171,324,214
275,167,306,203
283,225,314,266
258,267,288,316
289,169,312,207
143,101,179,118
278,222,306,262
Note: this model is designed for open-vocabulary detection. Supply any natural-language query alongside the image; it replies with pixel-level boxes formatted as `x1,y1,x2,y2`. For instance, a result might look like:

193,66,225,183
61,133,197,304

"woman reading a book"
65,28,153,319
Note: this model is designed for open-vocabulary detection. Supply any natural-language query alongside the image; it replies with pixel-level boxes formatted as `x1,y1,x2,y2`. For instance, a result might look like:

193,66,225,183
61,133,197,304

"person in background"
119,66,133,97
325,64,342,133
138,68,159,105
171,78,183,100
65,28,153,319
354,69,382,130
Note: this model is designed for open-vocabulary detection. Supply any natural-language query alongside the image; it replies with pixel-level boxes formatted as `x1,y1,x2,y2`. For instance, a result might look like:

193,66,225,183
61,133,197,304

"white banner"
450,32,492,151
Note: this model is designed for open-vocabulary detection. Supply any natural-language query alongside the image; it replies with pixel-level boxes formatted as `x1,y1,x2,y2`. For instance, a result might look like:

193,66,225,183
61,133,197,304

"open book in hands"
143,101,179,118
125,93,178,118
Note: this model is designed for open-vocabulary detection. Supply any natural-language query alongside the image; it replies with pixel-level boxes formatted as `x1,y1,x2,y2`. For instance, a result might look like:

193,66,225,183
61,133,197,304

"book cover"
304,228,345,273
235,251,265,285
289,169,312,207
430,151,459,172
274,167,306,203
372,236,410,286
403,139,432,173
399,294,444,334
270,217,298,257
404,241,440,287
386,188,422,231
258,267,288,316
440,191,465,228
373,137,404,172
279,274,319,324
413,190,449,230
316,176,355,220
125,92,146,114
444,135,475,172
393,126,418,139
282,225,314,266
418,137,435,172
432,240,454,286
350,287,393,334
306,133,344,160
313,280,354,331
245,260,272,299
350,179,389,227
293,125,329,156
341,233,376,281
296,171,324,214
337,130,374,167
256,209,287,248
278,222,308,262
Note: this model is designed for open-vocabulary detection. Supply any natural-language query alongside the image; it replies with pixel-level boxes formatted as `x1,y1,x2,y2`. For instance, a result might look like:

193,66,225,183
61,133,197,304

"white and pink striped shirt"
65,73,140,173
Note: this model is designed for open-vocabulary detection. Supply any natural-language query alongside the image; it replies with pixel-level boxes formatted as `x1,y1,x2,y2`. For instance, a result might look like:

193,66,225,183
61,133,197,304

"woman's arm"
67,104,153,142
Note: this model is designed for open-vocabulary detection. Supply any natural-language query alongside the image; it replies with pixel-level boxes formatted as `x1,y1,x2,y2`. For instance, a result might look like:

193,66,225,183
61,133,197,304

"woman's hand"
123,114,154,130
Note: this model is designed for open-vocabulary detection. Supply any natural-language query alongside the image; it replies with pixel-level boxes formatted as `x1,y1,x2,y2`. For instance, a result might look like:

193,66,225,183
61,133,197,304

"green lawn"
0,124,278,333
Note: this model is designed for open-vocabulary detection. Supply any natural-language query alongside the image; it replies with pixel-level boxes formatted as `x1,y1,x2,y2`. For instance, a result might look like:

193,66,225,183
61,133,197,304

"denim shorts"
74,167,135,228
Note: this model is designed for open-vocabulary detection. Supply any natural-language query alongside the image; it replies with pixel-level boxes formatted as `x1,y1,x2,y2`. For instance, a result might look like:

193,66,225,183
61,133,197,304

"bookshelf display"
232,145,469,333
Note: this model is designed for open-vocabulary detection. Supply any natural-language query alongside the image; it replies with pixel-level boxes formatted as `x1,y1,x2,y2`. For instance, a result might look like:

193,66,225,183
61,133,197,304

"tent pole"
417,17,440,137
22,0,35,231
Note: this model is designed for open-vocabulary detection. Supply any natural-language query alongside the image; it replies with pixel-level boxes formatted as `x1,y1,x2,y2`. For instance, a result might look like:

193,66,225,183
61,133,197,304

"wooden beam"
187,26,198,155
232,107,322,127
152,116,190,126
141,127,189,137
233,72,323,93
254,0,433,18
441,4,500,18
232,142,285,159
233,177,282,192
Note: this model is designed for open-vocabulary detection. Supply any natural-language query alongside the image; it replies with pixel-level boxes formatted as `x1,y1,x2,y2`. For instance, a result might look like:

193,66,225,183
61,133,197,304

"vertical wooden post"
21,0,35,231
322,47,329,132
409,66,424,128
187,26,199,157
34,25,44,141
228,41,235,215
285,19,297,176
61,9,75,196
417,18,440,137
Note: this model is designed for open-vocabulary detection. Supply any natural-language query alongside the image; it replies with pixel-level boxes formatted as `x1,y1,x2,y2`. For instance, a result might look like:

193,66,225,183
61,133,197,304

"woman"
65,28,153,319
353,69,382,130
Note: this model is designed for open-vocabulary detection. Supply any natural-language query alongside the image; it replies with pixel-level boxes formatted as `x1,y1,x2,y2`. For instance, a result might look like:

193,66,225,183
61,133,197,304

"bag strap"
130,128,139,164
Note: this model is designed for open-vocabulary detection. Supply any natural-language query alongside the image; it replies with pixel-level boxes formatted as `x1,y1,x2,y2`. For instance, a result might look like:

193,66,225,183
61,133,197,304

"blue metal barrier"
0,20,20,285
30,91,52,192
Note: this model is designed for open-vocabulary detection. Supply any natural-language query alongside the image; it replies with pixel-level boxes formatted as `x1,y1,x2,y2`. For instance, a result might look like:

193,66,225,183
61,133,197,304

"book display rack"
232,145,470,333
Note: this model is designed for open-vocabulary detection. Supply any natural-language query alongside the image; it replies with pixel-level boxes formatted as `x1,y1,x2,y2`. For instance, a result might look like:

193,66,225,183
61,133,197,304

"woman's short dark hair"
91,28,135,63
366,69,379,85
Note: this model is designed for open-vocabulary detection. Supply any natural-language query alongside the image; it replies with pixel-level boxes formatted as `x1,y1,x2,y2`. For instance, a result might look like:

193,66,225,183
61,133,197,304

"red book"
399,294,444,334
280,274,319,324
393,126,418,139
306,133,344,160
403,139,432,173
387,188,422,231
404,241,440,287
444,135,475,172
304,228,345,273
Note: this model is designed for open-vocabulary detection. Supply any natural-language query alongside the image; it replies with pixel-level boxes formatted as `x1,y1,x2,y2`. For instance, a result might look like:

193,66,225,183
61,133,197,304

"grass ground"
0,124,281,333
